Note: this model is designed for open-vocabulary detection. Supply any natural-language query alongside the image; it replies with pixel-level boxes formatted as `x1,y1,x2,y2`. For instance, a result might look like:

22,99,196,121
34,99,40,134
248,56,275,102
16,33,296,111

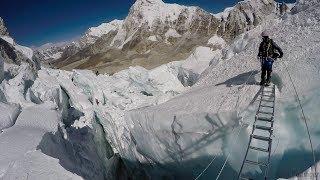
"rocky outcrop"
0,18,39,69
0,17,9,36
0,38,26,64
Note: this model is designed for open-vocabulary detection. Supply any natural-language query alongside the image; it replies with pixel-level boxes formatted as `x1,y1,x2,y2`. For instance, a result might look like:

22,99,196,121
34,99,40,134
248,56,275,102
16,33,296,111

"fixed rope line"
193,90,234,180
193,87,236,180
215,70,256,180
215,127,243,180
194,69,257,180
283,62,318,180
194,154,218,180
194,126,243,180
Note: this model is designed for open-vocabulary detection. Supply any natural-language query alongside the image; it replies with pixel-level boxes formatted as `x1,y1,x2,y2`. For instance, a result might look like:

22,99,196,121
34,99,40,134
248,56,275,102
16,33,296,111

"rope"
194,68,256,180
215,71,256,180
194,155,217,180
215,127,243,180
283,61,318,180
194,126,243,180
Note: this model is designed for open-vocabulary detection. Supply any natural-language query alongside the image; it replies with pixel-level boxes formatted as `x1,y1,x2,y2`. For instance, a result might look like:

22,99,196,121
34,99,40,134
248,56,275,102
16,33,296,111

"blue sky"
0,0,296,47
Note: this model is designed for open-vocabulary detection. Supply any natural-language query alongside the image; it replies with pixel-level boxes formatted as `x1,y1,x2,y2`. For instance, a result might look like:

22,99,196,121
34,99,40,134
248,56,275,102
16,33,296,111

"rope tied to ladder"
282,61,318,180
194,69,256,180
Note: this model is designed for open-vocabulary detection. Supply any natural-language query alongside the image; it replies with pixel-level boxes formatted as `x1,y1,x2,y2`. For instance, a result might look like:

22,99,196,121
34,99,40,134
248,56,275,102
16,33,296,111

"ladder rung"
255,125,273,131
263,88,274,91
263,90,273,92
260,105,274,108
258,111,273,115
239,177,252,180
257,117,273,122
249,146,269,152
261,99,274,102
251,134,272,141
245,160,268,167
261,94,274,97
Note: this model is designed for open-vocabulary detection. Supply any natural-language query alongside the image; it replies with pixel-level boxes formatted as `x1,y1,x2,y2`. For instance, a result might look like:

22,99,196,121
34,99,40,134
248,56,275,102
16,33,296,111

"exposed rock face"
48,0,285,74
0,18,9,36
0,18,39,69
0,38,25,64
0,18,26,64
217,0,277,41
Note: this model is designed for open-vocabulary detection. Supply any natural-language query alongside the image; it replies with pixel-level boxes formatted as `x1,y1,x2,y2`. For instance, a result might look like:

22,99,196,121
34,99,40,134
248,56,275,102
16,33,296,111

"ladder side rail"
265,85,276,179
238,87,264,180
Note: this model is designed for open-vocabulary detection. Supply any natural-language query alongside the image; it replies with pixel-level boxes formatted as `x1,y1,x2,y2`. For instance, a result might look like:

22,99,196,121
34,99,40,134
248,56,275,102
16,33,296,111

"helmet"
261,30,270,37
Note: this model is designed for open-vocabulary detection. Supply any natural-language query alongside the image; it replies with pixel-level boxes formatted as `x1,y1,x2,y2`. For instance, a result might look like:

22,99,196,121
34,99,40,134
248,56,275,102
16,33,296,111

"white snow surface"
213,7,234,20
0,102,20,131
87,20,123,38
181,46,222,74
36,42,69,60
147,35,158,42
0,36,33,60
207,35,227,47
165,28,182,38
81,19,124,46
129,0,198,27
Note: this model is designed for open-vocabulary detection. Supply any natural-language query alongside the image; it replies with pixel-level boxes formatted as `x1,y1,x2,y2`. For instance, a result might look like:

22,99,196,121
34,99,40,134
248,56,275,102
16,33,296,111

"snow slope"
79,19,123,47
128,0,190,27
0,103,83,180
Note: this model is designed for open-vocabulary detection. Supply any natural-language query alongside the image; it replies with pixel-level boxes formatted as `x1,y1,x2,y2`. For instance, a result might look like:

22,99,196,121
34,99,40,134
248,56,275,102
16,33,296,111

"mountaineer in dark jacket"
258,30,284,86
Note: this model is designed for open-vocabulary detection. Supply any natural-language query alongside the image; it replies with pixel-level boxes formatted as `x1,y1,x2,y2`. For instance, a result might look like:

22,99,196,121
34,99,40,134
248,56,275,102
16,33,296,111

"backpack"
260,38,274,57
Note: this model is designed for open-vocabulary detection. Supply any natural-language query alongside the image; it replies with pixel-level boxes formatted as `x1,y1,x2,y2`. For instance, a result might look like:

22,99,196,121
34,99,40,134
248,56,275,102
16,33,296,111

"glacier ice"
0,0,320,179
0,102,21,131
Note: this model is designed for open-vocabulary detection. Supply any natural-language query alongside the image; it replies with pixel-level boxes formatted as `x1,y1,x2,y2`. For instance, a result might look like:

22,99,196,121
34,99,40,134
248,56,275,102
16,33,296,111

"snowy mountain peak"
128,0,189,27
36,42,69,51
78,19,124,47
134,0,165,5
86,19,123,38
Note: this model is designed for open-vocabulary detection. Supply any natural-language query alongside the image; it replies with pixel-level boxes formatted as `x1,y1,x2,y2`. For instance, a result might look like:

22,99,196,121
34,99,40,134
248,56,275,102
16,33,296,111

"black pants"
260,58,274,83
261,67,272,83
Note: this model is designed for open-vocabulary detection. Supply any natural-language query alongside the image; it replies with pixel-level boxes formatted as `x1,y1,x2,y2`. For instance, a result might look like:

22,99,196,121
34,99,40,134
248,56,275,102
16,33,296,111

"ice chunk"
0,102,21,131
181,46,222,74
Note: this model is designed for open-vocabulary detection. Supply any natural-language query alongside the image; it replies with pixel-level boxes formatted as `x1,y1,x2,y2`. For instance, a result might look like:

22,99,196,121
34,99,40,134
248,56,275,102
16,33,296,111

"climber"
258,30,283,86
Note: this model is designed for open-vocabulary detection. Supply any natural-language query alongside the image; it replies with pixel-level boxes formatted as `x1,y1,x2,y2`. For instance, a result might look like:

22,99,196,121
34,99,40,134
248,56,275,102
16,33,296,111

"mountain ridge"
41,0,285,75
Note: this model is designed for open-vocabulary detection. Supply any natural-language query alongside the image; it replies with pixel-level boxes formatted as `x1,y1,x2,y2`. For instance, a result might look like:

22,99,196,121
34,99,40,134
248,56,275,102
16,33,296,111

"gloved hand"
278,53,283,58
272,52,280,59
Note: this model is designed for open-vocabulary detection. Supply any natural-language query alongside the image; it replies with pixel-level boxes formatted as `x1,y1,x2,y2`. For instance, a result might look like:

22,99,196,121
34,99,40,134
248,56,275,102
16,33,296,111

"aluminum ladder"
238,84,276,180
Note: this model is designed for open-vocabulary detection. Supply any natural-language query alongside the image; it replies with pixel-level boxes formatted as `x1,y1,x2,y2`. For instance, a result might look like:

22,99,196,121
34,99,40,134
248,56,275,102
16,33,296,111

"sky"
0,0,296,47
